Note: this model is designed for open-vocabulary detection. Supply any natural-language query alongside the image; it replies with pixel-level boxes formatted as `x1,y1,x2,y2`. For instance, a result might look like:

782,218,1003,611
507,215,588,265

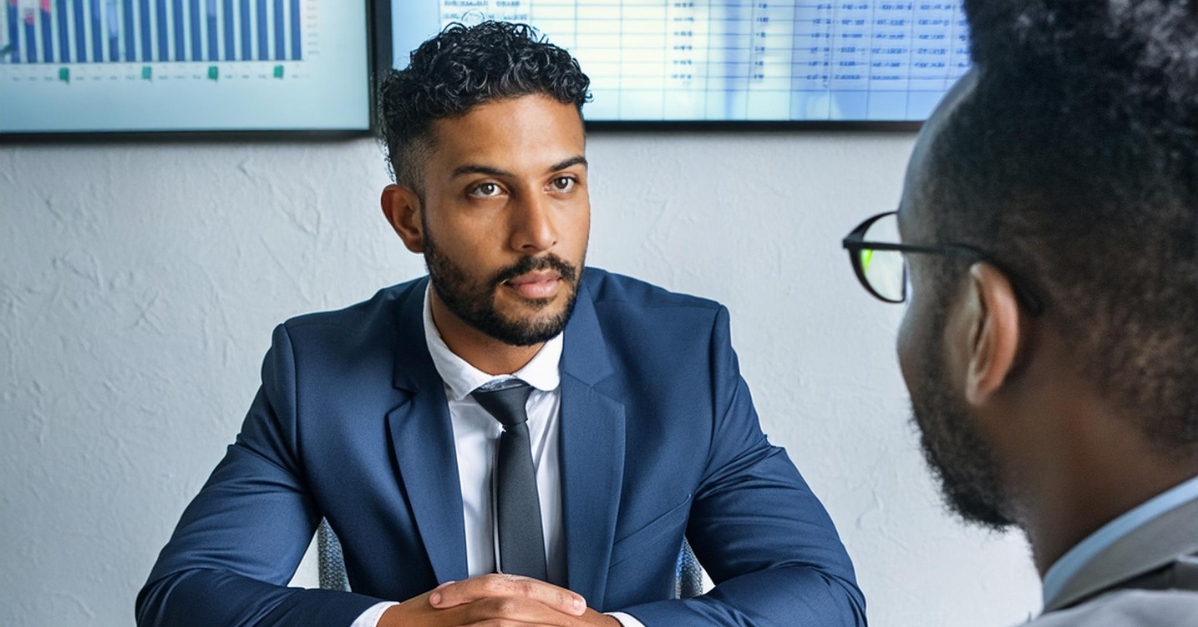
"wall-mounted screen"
385,1,971,124
0,0,371,134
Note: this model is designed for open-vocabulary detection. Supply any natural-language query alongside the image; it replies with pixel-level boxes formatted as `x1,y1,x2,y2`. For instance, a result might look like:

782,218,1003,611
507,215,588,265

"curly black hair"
378,21,591,190
923,1,1198,454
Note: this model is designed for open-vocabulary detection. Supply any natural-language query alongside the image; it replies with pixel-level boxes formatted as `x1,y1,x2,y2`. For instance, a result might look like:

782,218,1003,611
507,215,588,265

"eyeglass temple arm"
841,237,1047,316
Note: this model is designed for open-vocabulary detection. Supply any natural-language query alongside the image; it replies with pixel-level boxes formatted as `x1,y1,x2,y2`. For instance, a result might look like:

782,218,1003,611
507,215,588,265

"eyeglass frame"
842,211,1048,317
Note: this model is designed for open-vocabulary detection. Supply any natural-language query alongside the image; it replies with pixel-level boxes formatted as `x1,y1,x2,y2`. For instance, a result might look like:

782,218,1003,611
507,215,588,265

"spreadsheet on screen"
390,1,972,122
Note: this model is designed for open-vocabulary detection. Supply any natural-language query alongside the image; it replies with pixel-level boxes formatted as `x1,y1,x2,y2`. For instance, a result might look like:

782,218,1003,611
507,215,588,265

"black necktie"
471,380,548,581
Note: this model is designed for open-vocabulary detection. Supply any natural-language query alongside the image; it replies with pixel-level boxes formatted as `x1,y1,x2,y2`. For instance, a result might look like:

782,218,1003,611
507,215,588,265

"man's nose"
508,192,557,253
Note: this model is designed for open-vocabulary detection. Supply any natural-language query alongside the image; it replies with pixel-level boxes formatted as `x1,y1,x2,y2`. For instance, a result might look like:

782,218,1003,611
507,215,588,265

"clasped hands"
379,574,621,626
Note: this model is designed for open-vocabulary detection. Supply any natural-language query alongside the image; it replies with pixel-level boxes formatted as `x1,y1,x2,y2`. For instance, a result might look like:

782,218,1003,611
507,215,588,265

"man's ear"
381,184,425,254
960,263,1023,407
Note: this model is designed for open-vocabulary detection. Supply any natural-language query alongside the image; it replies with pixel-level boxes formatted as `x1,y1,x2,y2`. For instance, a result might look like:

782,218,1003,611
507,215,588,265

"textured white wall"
0,132,1042,627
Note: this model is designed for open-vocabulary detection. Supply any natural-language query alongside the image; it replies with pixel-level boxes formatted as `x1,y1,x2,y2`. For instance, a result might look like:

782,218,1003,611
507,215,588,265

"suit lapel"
559,284,626,608
386,279,469,584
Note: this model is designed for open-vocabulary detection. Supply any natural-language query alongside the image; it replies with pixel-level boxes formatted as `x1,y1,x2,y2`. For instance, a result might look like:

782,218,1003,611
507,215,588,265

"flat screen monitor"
0,0,371,135
383,1,971,124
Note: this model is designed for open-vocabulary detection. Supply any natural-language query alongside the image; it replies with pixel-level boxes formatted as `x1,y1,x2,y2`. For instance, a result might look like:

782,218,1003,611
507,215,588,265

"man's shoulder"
582,268,723,316
1024,590,1198,627
280,277,425,335
578,269,731,365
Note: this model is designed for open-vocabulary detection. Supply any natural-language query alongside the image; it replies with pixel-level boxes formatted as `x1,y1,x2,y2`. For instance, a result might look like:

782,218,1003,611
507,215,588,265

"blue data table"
391,0,972,122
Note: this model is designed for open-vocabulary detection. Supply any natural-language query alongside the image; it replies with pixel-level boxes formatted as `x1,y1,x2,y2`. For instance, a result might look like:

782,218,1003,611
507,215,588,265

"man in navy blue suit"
137,22,865,627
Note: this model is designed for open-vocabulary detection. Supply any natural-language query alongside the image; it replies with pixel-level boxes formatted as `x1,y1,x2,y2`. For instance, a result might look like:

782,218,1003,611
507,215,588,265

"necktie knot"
471,380,533,429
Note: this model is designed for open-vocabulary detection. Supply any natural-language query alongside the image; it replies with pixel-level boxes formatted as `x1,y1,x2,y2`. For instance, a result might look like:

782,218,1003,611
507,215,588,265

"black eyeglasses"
842,211,1047,316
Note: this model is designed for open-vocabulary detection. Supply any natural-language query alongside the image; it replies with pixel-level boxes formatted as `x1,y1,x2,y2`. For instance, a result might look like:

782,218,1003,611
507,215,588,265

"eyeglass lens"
859,214,906,302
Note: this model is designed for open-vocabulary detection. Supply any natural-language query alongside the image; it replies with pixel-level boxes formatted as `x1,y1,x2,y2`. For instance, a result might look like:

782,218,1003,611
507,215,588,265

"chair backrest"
676,540,705,599
316,518,708,598
316,518,351,592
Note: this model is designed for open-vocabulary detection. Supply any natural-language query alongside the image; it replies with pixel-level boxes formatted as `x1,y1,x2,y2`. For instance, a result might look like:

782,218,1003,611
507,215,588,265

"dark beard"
910,320,1015,531
423,228,582,347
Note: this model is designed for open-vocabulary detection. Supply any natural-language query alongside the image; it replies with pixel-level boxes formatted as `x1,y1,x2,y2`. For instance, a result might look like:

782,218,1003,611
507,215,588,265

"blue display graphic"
391,1,972,122
0,0,369,133
2,0,302,64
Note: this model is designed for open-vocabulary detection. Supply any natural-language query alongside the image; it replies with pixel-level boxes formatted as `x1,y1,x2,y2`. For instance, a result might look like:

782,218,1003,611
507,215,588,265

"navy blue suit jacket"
137,269,866,626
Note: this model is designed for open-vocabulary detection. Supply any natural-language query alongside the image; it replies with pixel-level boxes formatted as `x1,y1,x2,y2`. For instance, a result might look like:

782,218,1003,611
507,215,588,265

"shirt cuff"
607,611,648,627
353,601,398,627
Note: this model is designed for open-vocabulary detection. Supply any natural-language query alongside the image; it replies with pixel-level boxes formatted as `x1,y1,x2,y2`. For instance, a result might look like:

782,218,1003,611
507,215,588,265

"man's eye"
469,183,502,198
551,177,575,192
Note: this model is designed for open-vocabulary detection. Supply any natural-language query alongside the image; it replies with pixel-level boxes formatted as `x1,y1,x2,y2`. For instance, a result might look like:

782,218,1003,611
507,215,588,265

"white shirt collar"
422,283,563,401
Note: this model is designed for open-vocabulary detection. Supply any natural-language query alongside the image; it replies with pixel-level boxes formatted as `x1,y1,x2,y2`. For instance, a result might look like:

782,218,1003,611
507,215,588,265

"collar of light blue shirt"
1041,473,1198,607
421,283,564,401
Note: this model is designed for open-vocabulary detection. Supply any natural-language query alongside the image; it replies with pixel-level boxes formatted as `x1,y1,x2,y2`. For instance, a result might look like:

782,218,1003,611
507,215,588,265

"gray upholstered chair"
316,518,707,598
317,518,352,591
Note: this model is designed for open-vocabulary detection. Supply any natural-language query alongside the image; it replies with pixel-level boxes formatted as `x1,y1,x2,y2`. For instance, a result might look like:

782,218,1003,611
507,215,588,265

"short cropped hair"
926,1,1198,454
378,21,591,190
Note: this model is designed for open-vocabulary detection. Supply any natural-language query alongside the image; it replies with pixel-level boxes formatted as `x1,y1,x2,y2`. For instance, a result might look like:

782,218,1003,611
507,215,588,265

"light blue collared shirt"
1042,473,1198,608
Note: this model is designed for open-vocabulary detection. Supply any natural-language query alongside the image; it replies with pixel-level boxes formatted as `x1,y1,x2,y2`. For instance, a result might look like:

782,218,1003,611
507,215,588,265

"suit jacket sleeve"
620,307,868,627
135,324,386,627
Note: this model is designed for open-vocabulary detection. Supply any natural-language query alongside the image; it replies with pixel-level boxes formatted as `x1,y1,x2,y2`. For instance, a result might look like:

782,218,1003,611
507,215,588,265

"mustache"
489,254,579,288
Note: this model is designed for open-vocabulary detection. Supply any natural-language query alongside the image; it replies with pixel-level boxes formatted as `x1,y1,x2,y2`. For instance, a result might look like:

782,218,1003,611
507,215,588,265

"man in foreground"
843,1,1198,624
137,21,865,627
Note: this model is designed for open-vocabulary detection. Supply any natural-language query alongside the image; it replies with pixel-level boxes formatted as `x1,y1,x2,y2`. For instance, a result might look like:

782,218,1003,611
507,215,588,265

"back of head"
928,1,1198,455
377,21,591,191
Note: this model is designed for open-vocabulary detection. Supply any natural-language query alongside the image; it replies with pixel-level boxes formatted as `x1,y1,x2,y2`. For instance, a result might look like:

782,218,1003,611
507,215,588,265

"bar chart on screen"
390,0,972,122
0,0,369,133
3,0,301,65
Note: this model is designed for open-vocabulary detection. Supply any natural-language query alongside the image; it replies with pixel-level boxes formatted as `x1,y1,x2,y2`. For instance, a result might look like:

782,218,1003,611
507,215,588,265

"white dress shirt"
352,285,643,627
